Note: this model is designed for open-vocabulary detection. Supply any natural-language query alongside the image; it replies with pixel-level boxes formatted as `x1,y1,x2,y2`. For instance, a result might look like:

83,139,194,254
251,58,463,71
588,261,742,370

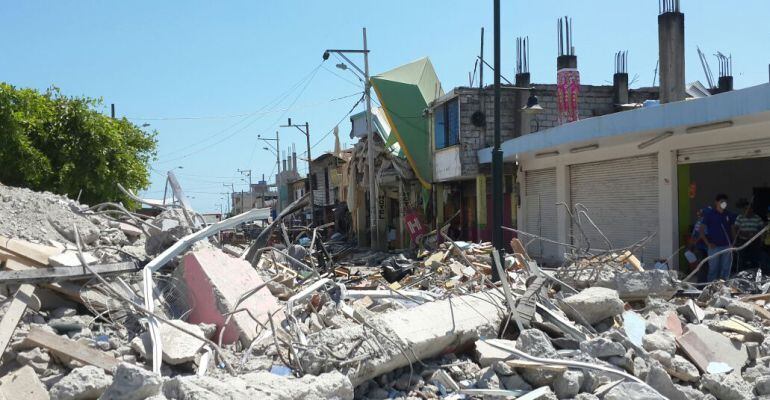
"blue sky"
3,1,769,212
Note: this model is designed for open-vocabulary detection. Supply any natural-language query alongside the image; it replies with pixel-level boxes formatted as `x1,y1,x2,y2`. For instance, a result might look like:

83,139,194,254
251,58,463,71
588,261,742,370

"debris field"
2,183,770,400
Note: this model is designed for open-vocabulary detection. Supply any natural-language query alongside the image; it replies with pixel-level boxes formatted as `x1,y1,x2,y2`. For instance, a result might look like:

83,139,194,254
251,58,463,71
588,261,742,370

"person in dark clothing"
700,194,735,281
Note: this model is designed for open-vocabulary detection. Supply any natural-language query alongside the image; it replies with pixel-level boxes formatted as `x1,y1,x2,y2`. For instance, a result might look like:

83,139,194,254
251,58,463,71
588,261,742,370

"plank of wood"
24,326,120,373
0,262,138,285
504,359,568,372
739,293,770,302
617,250,643,272
0,249,44,267
510,238,531,261
0,284,37,360
4,259,110,311
0,236,61,266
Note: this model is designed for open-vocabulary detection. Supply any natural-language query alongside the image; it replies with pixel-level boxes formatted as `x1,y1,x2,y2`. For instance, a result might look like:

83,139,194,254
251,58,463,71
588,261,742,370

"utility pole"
259,132,281,212
491,0,503,281
323,28,377,247
237,169,252,210
223,183,235,214
110,103,115,119
280,119,313,224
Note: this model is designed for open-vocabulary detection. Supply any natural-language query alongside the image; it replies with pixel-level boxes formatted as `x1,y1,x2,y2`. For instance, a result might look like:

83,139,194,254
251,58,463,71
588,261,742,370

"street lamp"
323,28,378,248
162,166,184,206
258,132,281,211
280,118,313,224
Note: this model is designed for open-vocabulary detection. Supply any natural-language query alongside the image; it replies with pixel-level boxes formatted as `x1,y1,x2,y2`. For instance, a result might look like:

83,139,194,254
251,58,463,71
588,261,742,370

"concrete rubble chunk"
182,249,280,346
475,338,517,367
677,324,748,373
676,385,717,400
157,319,205,365
579,337,626,358
99,363,162,400
642,331,678,355
161,370,354,400
603,382,662,400
0,365,49,400
50,366,113,400
515,329,557,357
756,376,770,396
596,270,677,301
16,347,51,374
553,370,583,399
725,301,755,321
700,373,754,400
646,361,687,400
560,287,624,325
48,250,98,267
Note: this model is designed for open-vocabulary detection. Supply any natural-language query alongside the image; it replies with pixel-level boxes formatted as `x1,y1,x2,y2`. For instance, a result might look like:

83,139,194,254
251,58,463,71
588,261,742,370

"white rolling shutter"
569,155,660,264
677,138,770,164
524,168,559,262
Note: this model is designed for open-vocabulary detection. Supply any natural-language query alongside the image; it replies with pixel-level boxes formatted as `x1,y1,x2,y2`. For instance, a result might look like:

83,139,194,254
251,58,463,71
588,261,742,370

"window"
434,99,459,149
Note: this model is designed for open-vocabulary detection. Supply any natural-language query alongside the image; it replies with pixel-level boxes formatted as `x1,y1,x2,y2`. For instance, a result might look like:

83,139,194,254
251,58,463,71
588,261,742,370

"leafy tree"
0,83,157,207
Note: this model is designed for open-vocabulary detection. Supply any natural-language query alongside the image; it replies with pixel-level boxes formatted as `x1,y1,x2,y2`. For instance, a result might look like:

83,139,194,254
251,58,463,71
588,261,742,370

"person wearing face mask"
699,193,735,281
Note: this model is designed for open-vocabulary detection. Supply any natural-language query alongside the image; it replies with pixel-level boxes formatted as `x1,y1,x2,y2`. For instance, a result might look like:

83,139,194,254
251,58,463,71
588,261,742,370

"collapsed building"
2,181,770,400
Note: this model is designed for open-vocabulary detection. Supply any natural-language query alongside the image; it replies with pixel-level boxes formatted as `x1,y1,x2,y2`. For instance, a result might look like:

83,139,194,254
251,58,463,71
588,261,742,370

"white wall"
517,118,770,266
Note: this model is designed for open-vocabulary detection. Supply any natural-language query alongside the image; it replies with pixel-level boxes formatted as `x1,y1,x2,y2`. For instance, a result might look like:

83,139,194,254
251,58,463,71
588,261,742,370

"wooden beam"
0,236,61,266
0,284,36,361
0,262,138,285
24,326,120,373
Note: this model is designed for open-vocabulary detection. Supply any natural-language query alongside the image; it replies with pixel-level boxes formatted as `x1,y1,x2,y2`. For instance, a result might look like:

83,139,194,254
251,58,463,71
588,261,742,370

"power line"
310,93,365,150
155,63,323,161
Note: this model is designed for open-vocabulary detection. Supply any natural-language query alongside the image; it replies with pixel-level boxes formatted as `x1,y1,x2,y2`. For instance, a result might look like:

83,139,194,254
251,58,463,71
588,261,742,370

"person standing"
733,199,765,270
700,194,735,281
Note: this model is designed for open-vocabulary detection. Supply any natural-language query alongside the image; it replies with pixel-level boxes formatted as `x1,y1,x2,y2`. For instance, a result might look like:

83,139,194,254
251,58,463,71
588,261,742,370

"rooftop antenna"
697,46,716,89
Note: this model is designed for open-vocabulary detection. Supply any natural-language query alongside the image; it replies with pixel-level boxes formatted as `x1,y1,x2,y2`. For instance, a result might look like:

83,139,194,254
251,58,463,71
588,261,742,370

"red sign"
404,211,426,242
557,68,580,124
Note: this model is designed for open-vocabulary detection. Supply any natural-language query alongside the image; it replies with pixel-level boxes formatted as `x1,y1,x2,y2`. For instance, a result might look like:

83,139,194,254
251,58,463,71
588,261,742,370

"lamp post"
323,28,378,248
280,119,313,224
259,132,281,211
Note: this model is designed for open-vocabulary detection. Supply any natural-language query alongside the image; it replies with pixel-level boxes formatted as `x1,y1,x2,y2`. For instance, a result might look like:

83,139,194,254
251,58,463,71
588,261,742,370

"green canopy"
371,57,443,189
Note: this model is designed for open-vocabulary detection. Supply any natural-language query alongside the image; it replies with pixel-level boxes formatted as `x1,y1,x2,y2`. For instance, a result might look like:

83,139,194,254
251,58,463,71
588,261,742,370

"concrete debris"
560,286,625,325
0,365,49,400
700,373,754,400
99,363,163,400
49,365,113,400
4,184,770,400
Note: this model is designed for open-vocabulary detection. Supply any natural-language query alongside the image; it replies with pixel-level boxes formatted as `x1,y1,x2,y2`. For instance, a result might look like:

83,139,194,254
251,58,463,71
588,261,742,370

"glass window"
434,106,446,149
446,99,459,147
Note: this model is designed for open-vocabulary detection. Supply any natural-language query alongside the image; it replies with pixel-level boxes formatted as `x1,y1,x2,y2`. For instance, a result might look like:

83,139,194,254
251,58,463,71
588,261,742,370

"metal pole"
491,0,503,281
276,130,281,213
305,122,314,225
363,27,378,249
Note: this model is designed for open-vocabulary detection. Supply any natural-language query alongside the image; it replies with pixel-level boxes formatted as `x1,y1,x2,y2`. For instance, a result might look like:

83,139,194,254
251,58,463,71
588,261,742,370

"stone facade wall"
434,84,659,178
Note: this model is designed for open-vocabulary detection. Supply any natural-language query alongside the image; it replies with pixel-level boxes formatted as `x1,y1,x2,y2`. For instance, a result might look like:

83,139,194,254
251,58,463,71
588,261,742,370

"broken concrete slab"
700,373,754,400
603,381,663,400
99,363,162,400
157,320,205,365
48,250,97,267
579,337,626,358
646,361,687,400
49,365,112,400
642,331,677,355
515,329,558,358
725,301,755,321
677,324,748,373
596,269,677,301
553,370,583,399
182,248,280,346
475,339,517,367
0,365,49,400
161,370,354,400
559,287,624,325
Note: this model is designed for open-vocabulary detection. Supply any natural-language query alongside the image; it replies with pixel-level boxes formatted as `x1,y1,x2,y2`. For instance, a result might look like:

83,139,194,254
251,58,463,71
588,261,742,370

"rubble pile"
2,184,770,400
